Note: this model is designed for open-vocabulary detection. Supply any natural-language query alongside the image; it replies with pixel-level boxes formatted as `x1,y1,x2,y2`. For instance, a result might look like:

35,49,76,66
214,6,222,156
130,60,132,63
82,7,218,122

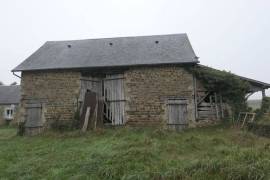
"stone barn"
12,34,270,134
0,85,21,125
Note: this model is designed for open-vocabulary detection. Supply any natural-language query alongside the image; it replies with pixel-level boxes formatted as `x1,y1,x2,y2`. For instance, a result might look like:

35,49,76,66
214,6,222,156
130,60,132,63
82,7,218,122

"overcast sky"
0,0,269,98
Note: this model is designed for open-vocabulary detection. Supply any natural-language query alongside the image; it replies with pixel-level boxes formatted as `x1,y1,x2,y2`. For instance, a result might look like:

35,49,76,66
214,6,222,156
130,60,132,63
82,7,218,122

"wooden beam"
220,95,224,119
197,92,210,105
245,92,254,100
193,74,198,119
262,89,266,98
214,93,220,120
82,107,91,132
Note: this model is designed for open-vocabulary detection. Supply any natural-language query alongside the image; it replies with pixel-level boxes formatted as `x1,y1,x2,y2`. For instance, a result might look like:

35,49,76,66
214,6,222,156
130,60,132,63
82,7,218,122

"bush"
255,97,270,121
50,119,73,132
247,122,270,138
17,122,25,136
189,66,250,117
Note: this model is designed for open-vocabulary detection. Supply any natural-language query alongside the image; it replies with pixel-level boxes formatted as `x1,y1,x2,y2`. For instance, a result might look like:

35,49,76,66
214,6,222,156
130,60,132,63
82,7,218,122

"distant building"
0,85,21,125
12,34,270,135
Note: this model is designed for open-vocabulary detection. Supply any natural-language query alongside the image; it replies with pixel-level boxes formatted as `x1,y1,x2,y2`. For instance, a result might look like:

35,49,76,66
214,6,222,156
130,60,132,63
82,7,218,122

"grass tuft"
0,125,269,179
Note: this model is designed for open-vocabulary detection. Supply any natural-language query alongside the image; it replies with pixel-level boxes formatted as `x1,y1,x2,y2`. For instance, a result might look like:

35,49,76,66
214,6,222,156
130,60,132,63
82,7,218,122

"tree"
10,82,17,85
0,81,3,85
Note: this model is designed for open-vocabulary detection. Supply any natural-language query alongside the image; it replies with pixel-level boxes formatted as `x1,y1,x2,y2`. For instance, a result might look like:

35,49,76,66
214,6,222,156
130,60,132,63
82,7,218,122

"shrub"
189,66,250,117
255,97,270,121
17,122,25,136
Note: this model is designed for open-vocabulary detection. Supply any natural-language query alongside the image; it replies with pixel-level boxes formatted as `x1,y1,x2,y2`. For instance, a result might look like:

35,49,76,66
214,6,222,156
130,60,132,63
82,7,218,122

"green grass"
0,125,270,180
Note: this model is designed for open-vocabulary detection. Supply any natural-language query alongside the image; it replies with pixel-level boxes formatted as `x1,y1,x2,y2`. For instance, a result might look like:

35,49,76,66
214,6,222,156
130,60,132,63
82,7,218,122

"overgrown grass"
0,125,269,179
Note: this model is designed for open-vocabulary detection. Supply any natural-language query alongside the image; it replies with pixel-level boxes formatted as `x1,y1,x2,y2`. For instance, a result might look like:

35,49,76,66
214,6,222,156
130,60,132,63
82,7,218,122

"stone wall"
124,66,196,127
20,71,81,128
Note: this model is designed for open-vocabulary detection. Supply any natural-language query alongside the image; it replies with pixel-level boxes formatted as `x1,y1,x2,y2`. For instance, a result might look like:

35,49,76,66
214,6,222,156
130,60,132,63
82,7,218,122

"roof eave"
12,60,199,72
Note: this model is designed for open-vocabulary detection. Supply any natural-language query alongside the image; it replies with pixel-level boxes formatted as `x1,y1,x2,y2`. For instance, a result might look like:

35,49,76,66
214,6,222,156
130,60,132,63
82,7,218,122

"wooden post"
93,102,98,130
210,95,213,115
251,113,256,122
193,74,198,119
220,95,224,119
241,113,248,128
214,93,220,120
262,89,266,98
82,107,91,132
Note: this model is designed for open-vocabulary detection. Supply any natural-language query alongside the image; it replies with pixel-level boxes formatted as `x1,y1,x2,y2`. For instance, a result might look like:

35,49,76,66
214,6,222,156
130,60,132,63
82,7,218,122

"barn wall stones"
20,66,200,132
124,66,196,127
20,71,81,130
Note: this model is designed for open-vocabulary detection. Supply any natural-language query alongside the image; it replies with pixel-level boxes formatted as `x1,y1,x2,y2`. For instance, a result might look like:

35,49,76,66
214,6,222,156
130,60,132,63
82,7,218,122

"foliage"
0,125,270,179
191,66,251,116
0,81,3,85
248,99,262,110
17,122,25,136
50,119,73,132
247,122,270,138
72,108,81,129
10,82,17,85
255,97,270,121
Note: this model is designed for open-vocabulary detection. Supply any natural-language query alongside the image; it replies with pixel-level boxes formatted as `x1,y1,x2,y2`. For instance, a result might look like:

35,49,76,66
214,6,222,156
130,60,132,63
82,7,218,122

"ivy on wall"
189,66,251,116
255,97,270,121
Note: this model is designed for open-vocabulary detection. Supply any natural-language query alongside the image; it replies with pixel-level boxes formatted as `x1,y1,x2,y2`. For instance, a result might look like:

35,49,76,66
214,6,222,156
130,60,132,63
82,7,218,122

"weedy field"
0,125,270,180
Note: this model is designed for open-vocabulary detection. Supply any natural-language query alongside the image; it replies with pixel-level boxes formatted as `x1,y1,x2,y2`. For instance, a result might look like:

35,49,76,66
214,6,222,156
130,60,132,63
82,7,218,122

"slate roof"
12,34,198,72
0,85,21,105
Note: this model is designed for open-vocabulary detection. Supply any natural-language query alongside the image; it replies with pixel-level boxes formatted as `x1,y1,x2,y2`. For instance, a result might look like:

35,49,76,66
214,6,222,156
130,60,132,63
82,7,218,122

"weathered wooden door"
80,77,102,101
25,103,43,128
167,99,188,131
103,74,125,125
80,91,98,129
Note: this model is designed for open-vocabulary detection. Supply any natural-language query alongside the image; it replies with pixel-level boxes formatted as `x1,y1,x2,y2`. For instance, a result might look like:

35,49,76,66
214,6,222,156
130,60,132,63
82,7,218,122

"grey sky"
0,0,269,98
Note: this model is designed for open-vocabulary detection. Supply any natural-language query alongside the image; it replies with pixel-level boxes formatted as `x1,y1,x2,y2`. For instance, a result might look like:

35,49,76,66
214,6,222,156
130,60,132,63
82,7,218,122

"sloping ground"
0,125,270,180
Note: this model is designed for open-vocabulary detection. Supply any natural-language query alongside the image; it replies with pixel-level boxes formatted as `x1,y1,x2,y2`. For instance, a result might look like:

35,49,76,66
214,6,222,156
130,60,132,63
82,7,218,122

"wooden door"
80,91,98,129
167,99,188,131
103,74,125,125
25,103,42,128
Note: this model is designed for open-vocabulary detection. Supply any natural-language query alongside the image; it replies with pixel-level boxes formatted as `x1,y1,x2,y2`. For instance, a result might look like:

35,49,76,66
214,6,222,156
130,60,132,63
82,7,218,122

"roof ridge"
46,33,188,43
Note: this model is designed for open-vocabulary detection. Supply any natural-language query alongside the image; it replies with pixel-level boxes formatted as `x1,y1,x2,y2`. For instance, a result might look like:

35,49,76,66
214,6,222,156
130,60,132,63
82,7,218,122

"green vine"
254,97,270,121
189,66,251,117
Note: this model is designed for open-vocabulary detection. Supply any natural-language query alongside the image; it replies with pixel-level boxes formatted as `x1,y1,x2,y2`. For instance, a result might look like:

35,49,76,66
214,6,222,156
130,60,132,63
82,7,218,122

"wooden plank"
241,113,248,128
220,95,224,118
93,103,98,129
214,93,220,120
82,107,91,132
198,107,213,111
197,92,210,105
199,102,212,107
193,75,198,119
167,99,188,129
198,111,216,115
80,78,100,82
25,103,42,128
103,74,125,126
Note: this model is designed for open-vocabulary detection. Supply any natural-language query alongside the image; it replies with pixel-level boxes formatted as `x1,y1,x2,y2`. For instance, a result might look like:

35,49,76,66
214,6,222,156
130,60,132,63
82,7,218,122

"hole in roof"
67,44,72,48
155,41,159,44
109,42,113,46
